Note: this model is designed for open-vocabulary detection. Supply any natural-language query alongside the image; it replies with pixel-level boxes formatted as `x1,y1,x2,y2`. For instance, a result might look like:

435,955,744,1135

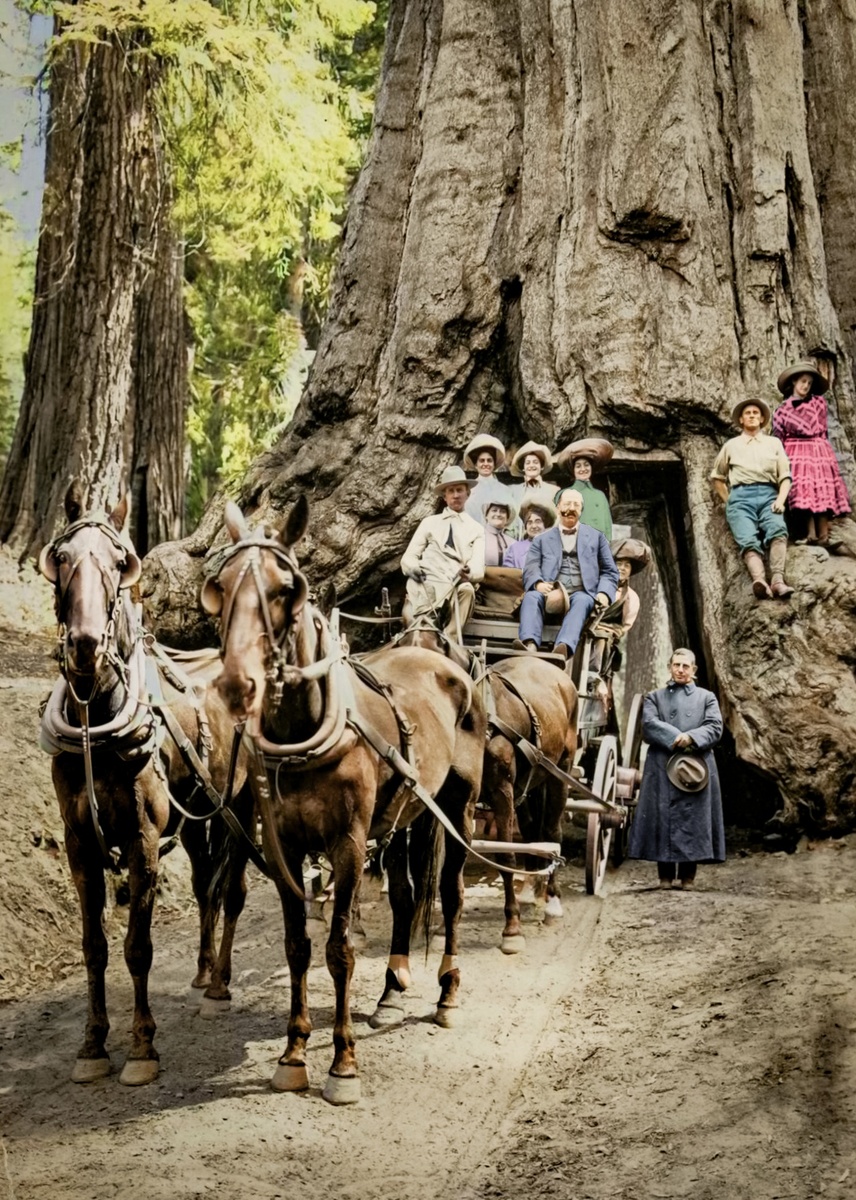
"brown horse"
399,608,578,951
38,485,253,1085
202,499,486,1104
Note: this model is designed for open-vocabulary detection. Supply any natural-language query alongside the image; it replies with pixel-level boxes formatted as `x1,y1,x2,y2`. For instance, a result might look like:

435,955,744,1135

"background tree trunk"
0,22,187,558
145,0,856,830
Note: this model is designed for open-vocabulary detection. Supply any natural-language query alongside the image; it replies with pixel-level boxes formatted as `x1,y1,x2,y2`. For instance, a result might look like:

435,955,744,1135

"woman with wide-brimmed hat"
507,440,556,529
772,361,851,546
710,398,795,599
554,438,615,538
589,536,650,675
462,434,513,525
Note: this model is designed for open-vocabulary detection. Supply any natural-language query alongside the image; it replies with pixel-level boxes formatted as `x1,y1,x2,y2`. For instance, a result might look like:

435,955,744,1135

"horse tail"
409,808,443,952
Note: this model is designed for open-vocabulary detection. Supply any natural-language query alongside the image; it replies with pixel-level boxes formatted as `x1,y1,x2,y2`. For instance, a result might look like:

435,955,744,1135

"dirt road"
2,557,855,1199
2,841,855,1200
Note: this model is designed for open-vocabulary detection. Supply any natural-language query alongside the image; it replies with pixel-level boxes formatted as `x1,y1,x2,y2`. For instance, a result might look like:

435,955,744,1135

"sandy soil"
1,555,855,1200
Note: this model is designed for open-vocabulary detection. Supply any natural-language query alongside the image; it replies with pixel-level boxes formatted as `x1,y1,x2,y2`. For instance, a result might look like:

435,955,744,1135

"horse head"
38,482,142,682
202,497,311,726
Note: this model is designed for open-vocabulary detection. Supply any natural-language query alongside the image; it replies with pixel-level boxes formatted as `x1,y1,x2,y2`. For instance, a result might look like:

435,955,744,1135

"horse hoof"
71,1056,111,1083
199,996,231,1019
544,896,563,924
119,1058,159,1087
501,934,526,955
322,1074,361,1105
516,883,536,904
271,1062,309,1092
368,1002,405,1030
433,1006,457,1029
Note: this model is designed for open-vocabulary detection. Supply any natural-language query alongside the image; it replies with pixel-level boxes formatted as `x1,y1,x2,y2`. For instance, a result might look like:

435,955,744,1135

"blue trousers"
519,588,596,652
725,484,788,554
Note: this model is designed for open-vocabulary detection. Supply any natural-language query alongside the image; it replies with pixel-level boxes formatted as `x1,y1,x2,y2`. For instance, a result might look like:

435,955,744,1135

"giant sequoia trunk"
145,0,856,830
0,23,187,558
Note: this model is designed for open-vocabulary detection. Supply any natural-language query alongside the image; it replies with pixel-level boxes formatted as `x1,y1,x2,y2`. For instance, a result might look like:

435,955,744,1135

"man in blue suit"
515,488,619,660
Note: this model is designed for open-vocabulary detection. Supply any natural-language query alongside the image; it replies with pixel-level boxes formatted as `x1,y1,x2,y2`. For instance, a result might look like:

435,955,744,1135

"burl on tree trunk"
144,0,856,829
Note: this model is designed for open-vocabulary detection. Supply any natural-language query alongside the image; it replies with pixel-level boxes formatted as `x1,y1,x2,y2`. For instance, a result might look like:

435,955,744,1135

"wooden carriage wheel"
585,735,618,895
612,693,645,866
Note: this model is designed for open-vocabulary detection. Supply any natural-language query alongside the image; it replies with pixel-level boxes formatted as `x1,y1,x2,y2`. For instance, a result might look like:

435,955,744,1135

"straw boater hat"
731,397,772,428
519,496,557,528
776,360,827,397
463,434,507,472
481,498,517,525
555,438,614,472
610,537,651,575
509,440,553,477
434,465,475,495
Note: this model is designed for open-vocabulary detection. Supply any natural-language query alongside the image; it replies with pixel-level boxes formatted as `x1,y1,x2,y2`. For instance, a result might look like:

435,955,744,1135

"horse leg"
181,820,217,991
271,850,313,1094
201,785,254,1017
119,821,161,1086
322,832,365,1105
369,828,413,1029
200,840,250,1017
486,745,524,953
65,826,112,1082
542,777,566,924
434,784,472,1028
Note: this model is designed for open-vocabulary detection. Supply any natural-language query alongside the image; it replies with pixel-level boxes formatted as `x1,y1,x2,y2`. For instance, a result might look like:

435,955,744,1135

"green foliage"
35,0,385,524
0,211,35,464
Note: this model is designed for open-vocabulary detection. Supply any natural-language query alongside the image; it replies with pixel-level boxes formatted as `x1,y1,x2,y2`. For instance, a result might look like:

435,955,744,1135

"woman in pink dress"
773,361,851,545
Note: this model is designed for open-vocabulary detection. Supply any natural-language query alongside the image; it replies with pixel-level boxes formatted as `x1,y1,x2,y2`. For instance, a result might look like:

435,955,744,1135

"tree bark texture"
145,0,856,828
0,23,187,558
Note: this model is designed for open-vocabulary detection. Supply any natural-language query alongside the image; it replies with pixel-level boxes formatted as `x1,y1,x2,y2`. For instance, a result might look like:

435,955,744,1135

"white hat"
509,441,553,478
434,465,475,495
463,434,507,472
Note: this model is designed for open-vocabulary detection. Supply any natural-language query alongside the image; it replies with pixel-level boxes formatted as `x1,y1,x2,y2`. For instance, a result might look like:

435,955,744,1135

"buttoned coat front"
522,524,619,601
628,682,726,864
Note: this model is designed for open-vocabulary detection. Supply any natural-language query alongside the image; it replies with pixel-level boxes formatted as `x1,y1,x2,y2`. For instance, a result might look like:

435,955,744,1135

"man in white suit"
401,466,485,634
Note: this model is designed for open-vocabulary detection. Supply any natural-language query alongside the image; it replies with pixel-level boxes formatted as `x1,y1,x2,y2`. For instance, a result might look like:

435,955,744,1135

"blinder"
203,535,310,697
38,516,142,591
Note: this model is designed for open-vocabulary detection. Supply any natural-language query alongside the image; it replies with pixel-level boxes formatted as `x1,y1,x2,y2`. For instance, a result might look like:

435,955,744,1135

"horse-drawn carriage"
460,572,647,895
39,489,646,1101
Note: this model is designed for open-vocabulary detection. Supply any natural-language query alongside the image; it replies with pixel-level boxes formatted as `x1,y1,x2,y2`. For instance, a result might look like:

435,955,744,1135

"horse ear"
65,480,83,523
200,578,223,616
108,495,130,533
281,495,309,548
119,552,142,589
224,500,249,543
38,543,59,583
318,580,337,617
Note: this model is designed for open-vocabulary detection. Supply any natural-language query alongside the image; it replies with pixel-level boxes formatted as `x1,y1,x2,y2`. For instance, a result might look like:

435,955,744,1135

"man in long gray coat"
628,648,725,889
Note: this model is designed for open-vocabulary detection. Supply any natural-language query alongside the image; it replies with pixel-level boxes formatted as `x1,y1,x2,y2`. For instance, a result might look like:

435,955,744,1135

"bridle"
204,536,309,707
40,517,140,697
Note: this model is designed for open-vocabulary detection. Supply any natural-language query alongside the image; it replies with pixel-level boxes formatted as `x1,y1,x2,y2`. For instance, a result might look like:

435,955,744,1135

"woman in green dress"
555,438,614,538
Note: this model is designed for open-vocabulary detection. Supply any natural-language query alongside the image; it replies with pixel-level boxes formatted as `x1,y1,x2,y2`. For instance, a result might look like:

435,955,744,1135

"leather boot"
743,549,772,599
768,538,794,598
